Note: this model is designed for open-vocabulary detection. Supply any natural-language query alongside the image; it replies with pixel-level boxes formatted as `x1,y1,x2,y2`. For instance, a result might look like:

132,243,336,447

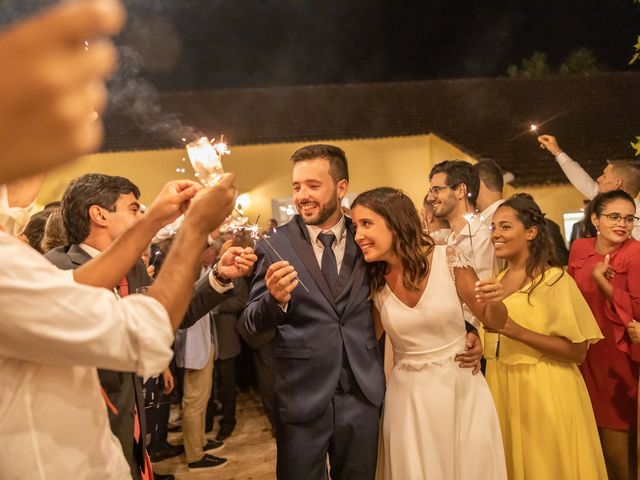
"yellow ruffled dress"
485,267,607,480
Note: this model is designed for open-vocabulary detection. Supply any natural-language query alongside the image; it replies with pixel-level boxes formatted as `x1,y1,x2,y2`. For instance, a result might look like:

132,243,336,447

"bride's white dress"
374,245,507,480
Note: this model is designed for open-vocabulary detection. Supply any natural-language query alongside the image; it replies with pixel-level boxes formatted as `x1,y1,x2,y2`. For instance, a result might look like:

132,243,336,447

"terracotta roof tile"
102,72,640,186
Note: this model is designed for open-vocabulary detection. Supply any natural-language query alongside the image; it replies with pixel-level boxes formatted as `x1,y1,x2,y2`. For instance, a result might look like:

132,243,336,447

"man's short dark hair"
475,158,504,193
429,160,480,207
290,144,349,183
62,173,140,244
22,209,53,253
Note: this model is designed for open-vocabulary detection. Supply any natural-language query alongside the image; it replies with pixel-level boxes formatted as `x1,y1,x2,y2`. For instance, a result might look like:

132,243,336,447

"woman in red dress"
568,189,640,480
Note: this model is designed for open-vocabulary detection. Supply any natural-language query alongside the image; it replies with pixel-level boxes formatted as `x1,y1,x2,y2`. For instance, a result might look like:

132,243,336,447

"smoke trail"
107,46,201,145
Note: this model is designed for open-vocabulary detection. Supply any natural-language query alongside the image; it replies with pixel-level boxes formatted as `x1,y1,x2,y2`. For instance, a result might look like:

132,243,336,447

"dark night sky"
119,0,640,91
2,1,639,90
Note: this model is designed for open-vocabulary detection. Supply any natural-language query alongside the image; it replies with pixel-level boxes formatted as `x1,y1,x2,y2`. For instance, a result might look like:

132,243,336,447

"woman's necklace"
594,237,618,256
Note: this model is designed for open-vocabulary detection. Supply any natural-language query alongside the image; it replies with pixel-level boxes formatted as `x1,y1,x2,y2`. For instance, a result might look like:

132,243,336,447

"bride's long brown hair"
351,187,434,295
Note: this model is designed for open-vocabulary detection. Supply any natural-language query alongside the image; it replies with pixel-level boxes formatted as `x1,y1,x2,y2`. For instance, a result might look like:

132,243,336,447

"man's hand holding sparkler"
216,246,257,281
266,261,300,304
145,180,202,228
537,134,563,157
183,173,237,235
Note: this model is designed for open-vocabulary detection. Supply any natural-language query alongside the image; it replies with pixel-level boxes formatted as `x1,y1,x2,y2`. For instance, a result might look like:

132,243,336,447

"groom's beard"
299,190,340,226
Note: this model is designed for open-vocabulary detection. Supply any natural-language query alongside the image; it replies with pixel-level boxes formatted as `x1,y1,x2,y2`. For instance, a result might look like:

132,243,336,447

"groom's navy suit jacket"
244,215,385,424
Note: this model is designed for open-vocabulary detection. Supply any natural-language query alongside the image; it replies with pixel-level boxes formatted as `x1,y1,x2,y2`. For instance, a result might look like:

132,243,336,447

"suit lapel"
67,244,92,266
286,216,338,311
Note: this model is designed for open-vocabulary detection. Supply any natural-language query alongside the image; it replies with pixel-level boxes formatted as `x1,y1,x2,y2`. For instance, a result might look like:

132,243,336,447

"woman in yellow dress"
485,194,607,479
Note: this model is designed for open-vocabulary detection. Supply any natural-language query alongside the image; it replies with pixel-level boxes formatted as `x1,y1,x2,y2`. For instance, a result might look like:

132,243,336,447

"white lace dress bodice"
374,245,506,480
374,245,471,368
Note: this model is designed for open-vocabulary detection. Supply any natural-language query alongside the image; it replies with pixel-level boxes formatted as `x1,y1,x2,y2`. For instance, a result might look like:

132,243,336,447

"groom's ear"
337,179,348,199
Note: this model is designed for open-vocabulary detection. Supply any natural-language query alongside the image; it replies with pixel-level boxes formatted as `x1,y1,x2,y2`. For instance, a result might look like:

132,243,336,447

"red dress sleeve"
605,240,640,361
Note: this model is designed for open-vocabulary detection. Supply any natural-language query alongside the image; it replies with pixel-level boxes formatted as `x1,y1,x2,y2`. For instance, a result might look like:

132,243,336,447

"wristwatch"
212,262,232,286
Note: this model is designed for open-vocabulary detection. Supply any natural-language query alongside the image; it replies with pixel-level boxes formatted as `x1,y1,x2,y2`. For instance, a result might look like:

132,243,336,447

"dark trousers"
215,357,237,428
143,376,171,452
275,386,380,480
253,341,275,427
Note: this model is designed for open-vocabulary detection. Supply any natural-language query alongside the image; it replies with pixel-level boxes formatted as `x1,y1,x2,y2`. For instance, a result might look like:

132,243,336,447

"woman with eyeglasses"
568,189,640,480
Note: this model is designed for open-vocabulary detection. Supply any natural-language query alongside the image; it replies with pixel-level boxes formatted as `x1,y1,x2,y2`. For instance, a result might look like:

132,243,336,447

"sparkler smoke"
108,46,201,145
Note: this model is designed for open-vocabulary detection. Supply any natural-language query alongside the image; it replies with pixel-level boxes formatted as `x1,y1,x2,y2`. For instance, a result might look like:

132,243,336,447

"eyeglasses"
600,213,639,226
427,183,459,197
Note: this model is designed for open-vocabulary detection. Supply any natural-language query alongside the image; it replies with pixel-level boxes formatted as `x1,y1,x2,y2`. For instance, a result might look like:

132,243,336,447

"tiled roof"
102,72,640,186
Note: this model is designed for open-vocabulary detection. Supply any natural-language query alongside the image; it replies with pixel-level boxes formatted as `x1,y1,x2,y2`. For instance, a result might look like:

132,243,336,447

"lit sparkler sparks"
186,135,230,186
462,212,476,223
227,210,310,293
529,124,538,133
462,196,478,267
83,40,99,122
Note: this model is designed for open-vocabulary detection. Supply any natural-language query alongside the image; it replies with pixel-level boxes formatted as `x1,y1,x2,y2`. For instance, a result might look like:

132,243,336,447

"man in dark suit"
46,174,251,478
45,173,165,480
212,273,248,440
244,145,386,479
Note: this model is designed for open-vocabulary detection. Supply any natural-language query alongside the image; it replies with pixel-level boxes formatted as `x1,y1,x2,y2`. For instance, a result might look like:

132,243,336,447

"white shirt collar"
306,215,346,247
479,199,505,226
79,243,102,258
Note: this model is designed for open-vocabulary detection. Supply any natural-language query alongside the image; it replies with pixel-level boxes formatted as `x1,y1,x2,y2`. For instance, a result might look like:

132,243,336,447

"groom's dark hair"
290,144,349,183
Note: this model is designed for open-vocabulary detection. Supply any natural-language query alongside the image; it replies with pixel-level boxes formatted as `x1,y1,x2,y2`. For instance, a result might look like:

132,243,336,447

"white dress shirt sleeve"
555,152,598,200
0,183,34,236
0,233,174,377
469,224,497,281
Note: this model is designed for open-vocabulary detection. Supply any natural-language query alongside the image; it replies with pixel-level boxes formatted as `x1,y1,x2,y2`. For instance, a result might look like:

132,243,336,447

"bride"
351,187,508,480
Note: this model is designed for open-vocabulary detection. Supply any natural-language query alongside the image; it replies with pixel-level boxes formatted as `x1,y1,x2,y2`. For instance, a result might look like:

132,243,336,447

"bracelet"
212,262,232,286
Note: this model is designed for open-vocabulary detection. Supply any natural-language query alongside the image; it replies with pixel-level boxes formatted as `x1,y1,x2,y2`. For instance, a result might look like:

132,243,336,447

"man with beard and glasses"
244,145,482,480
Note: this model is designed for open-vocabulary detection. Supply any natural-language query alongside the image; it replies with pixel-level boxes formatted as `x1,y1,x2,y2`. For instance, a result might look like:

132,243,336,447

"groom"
244,144,482,479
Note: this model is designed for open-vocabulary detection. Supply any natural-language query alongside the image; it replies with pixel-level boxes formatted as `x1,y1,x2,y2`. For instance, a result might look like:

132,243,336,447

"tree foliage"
507,52,551,78
559,48,603,74
507,49,603,78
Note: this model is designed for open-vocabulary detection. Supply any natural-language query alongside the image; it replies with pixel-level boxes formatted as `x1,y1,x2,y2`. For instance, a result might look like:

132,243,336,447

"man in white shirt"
0,3,259,476
428,160,497,281
474,158,506,229
538,134,640,239
0,173,253,478
428,160,497,362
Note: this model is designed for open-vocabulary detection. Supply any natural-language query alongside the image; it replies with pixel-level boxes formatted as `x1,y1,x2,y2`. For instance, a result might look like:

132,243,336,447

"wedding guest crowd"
3,1,640,480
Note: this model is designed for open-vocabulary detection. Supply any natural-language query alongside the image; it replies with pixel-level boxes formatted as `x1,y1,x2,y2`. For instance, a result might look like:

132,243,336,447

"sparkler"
226,209,310,293
186,135,230,186
462,192,479,268
83,40,99,123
